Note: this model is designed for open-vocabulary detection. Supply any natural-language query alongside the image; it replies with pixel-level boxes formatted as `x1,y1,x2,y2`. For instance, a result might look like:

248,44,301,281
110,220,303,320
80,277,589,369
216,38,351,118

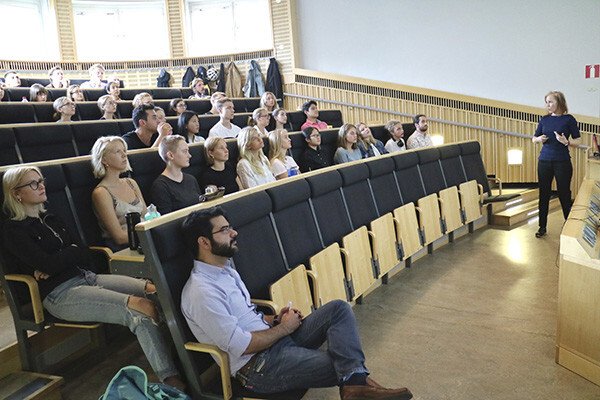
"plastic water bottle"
143,204,161,221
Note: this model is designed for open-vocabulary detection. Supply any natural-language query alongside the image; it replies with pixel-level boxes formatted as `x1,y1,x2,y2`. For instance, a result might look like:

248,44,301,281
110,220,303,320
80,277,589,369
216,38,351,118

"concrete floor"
3,209,600,399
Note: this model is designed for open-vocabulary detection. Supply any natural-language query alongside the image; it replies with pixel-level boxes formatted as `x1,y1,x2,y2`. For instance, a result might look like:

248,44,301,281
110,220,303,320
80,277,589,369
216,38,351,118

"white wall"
295,0,600,118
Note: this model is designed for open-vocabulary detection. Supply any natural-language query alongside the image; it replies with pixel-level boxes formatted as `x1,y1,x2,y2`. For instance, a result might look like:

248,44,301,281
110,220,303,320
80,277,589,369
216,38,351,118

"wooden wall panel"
53,0,77,62
165,0,186,59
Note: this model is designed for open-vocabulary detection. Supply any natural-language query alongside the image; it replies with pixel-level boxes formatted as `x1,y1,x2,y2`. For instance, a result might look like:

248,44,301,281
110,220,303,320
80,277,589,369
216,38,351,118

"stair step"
0,371,63,400
489,189,540,214
492,198,560,226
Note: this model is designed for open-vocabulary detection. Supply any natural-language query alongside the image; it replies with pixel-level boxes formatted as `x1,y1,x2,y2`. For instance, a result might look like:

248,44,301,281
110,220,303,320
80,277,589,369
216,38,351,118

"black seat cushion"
14,125,76,163
338,163,379,228
367,157,402,215
439,144,466,187
393,152,425,204
417,147,447,195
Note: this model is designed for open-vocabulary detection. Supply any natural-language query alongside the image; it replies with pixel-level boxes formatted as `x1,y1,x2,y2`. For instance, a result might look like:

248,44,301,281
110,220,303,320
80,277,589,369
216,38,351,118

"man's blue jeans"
236,299,369,393
42,270,178,381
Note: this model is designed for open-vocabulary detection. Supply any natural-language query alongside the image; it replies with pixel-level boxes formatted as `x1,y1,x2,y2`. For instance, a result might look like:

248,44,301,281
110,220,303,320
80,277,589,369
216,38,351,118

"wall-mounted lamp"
430,134,444,146
507,149,523,165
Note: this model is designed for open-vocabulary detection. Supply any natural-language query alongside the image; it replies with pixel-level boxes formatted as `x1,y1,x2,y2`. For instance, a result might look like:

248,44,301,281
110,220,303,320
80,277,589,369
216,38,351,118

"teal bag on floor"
99,365,190,400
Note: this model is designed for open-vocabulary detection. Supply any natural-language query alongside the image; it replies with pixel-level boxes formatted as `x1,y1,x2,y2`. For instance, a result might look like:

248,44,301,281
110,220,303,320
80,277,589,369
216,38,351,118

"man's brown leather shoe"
340,384,413,400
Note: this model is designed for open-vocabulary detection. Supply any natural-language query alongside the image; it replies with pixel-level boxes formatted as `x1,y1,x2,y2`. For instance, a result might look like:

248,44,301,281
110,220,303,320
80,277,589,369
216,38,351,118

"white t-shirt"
385,138,406,153
209,122,241,139
271,156,299,177
236,159,275,189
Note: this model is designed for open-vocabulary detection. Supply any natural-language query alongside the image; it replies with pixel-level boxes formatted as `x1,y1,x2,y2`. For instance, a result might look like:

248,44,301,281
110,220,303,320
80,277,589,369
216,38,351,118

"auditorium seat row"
0,97,264,125
0,86,194,103
0,110,344,165
133,141,488,398
0,139,490,398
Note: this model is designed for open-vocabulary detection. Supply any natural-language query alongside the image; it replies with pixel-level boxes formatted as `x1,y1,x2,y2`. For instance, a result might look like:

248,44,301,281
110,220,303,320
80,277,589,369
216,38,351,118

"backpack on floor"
99,365,190,400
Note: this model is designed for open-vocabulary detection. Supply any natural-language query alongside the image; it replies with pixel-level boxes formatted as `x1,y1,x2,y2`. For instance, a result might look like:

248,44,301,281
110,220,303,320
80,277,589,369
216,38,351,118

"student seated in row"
236,126,275,189
29,84,49,102
248,107,271,138
189,78,209,100
178,111,204,144
67,84,85,102
169,98,187,116
384,120,406,153
2,166,184,391
132,92,154,109
209,97,241,139
334,123,363,164
199,137,240,195
0,83,5,102
300,127,331,172
3,71,21,88
269,129,299,179
272,107,290,131
260,91,277,112
53,97,76,123
300,100,328,131
122,104,172,150
206,91,225,115
98,95,118,120
357,122,387,158
106,81,121,102
80,63,106,89
151,135,202,215
47,66,69,89
91,136,146,251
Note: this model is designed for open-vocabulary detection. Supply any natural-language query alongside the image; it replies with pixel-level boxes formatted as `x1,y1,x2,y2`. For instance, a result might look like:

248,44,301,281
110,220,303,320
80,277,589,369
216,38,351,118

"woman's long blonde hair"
268,129,289,162
237,126,270,175
2,166,46,221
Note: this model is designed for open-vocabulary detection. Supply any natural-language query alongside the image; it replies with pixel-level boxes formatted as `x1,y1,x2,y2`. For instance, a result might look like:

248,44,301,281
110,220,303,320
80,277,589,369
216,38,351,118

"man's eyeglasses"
15,178,46,191
212,225,235,235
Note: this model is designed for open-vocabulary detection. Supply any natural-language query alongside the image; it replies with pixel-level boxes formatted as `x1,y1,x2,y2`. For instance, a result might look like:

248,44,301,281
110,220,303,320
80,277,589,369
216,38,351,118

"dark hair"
178,110,200,141
181,207,227,256
302,126,319,140
105,81,119,94
132,104,155,129
301,100,317,114
413,114,426,125
169,97,185,114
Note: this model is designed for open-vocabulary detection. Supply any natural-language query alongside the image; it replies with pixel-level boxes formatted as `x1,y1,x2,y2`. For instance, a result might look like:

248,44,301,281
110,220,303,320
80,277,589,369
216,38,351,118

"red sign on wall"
586,64,600,79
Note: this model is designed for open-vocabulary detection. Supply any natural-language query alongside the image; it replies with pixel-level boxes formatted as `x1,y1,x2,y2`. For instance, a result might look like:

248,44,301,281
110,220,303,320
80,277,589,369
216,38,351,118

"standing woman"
333,123,363,164
91,136,147,251
178,110,205,144
532,90,581,238
1,166,184,389
236,126,275,189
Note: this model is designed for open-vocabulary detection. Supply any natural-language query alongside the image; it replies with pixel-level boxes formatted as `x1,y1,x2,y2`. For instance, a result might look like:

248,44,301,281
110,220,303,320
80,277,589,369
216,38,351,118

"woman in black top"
300,127,331,172
150,135,202,214
199,136,239,195
2,166,183,389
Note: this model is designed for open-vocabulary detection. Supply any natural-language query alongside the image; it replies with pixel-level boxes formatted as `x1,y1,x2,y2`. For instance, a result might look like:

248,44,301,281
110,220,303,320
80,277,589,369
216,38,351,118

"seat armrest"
89,246,114,259
185,342,232,400
251,298,277,314
5,274,44,324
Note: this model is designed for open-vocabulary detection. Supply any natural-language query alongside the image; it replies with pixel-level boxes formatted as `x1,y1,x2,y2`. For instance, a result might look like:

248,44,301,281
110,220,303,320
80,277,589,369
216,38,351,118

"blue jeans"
42,270,178,381
237,300,368,393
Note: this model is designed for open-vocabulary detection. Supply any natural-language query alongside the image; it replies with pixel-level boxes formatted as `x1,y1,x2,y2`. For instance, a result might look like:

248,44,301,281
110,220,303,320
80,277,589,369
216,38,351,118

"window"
0,0,59,60
185,0,273,57
72,0,170,61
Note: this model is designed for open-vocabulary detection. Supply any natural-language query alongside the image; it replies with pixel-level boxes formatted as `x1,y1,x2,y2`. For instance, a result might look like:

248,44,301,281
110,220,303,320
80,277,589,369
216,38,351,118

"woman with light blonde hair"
132,92,154,108
268,129,299,179
91,136,146,251
81,63,106,89
66,84,85,102
236,126,275,189
247,107,271,137
150,135,201,215
199,136,239,194
97,95,118,120
1,165,184,390
53,96,76,122
260,91,277,112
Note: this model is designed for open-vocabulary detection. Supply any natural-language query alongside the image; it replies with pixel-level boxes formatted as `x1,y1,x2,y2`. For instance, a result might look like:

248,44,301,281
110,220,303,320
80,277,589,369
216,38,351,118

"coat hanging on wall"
242,60,265,98
182,67,195,87
216,62,226,93
156,68,172,87
225,62,243,98
266,58,283,99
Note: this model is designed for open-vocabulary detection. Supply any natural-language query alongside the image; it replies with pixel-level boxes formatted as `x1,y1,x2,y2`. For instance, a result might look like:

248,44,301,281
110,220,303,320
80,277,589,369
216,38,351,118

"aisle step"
0,371,63,400
491,198,560,226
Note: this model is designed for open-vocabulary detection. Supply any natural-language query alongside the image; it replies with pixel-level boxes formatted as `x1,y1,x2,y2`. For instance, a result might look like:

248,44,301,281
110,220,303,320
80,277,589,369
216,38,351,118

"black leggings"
537,159,573,229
